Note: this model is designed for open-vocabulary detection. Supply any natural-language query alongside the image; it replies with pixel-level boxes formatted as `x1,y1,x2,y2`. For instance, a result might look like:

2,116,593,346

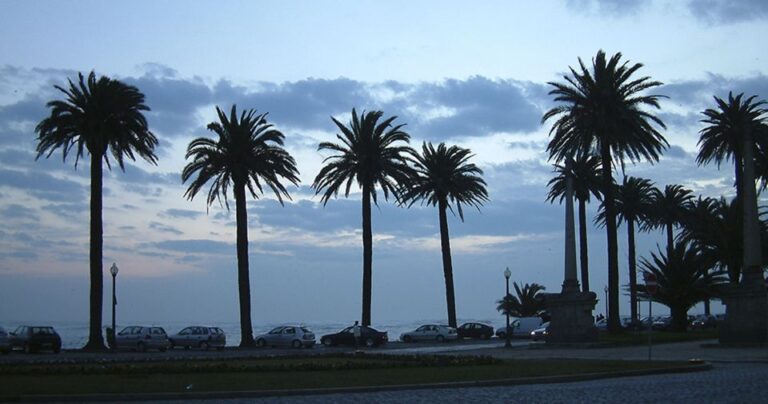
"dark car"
9,326,62,353
320,325,388,347
457,322,494,339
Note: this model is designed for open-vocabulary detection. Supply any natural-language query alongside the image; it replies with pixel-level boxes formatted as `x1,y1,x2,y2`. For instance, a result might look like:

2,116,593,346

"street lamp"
109,263,118,353
604,285,608,320
504,267,512,348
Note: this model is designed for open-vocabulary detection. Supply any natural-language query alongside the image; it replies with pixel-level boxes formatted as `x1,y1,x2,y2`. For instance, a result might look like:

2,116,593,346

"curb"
12,362,712,402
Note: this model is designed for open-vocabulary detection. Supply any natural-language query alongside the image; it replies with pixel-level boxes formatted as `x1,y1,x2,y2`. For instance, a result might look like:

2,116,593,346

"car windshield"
300,327,312,333
32,327,54,335
268,327,284,334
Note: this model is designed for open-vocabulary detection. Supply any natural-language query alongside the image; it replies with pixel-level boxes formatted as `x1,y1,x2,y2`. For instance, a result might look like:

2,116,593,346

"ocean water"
1,319,501,349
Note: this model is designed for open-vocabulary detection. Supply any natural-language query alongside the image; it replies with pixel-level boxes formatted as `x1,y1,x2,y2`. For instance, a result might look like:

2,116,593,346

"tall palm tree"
543,50,667,332
35,72,158,351
635,242,728,332
698,92,768,203
646,184,694,256
182,105,299,347
313,109,414,326
546,154,602,292
401,142,488,328
496,282,547,318
596,176,654,323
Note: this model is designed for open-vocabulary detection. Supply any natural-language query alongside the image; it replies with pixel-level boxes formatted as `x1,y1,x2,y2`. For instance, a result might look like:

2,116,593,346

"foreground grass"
599,329,718,345
0,354,694,398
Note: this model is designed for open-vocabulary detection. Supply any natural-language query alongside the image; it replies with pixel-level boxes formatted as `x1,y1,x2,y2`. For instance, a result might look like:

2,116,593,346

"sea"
1,318,501,349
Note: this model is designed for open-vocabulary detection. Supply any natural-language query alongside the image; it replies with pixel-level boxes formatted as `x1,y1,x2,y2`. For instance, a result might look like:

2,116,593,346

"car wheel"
23,343,32,354
497,332,505,339
200,341,209,351
365,338,375,347
291,340,303,349
137,342,146,353
436,335,445,343
322,337,333,347
403,335,412,343
169,341,176,350
53,345,61,354
256,338,266,348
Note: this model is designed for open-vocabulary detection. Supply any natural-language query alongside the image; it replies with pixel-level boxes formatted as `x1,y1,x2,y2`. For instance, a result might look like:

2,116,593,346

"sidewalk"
451,339,768,362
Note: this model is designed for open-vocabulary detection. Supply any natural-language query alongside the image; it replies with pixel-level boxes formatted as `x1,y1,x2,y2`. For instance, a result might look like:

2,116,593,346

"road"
204,363,767,404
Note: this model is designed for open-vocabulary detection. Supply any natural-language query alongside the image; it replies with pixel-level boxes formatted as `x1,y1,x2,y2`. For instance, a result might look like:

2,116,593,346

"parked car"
8,326,62,353
0,326,11,354
530,322,550,341
115,326,170,352
496,317,544,339
495,324,517,339
169,326,226,350
320,325,388,347
690,314,717,330
254,325,315,348
652,316,673,331
457,322,494,340
400,324,457,343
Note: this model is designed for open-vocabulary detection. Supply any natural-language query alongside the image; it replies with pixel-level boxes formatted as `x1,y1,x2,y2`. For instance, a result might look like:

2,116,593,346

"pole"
647,299,652,361
111,273,116,353
505,276,511,348
604,287,608,319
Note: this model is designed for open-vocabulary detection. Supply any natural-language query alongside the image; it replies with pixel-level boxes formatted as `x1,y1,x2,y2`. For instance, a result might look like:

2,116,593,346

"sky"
1,0,767,328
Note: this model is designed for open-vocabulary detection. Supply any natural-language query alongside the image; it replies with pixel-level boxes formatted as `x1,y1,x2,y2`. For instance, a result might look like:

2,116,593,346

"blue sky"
1,0,767,326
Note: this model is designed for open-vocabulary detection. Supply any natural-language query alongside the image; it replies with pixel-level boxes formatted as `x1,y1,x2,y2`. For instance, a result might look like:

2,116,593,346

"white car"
254,325,315,348
115,326,170,352
169,326,226,350
400,324,458,343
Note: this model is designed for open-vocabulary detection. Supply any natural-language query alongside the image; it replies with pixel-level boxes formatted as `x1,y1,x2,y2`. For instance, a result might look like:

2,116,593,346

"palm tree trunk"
438,199,457,328
704,299,711,315
666,222,674,257
628,219,638,322
84,154,106,351
578,199,590,292
361,183,373,326
670,305,687,332
234,183,254,347
734,156,744,283
601,144,621,333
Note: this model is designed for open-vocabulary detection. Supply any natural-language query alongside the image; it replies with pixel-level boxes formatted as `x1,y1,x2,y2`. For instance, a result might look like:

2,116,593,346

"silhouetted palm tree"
313,109,414,326
635,242,728,332
35,72,158,351
182,105,299,347
543,50,667,332
596,176,654,322
496,282,547,318
546,154,602,292
646,184,693,255
401,142,488,328
698,92,768,202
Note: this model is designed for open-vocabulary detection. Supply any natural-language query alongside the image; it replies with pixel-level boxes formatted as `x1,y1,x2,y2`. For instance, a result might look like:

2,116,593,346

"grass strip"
0,356,695,398
599,329,718,345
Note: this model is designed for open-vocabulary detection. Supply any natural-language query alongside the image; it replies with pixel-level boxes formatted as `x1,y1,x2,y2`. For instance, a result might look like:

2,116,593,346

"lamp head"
504,267,511,280
110,263,119,277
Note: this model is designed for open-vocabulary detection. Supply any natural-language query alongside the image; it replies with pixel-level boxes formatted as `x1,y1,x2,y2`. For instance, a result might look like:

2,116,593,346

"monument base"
543,291,598,344
719,281,768,344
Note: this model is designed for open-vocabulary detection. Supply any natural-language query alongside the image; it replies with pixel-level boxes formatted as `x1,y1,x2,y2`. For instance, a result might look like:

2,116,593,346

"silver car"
254,325,315,348
169,326,226,350
400,324,458,343
115,326,170,352
0,326,10,354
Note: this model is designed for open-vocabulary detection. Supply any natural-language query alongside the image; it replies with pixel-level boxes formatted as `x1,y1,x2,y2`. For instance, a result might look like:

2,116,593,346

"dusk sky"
1,0,767,327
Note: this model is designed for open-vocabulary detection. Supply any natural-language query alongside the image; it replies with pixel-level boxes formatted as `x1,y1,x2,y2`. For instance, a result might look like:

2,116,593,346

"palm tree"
646,184,694,256
596,176,654,323
635,242,728,332
313,109,414,326
182,105,299,347
697,92,768,203
401,142,488,328
496,282,546,318
543,50,667,332
546,154,602,292
35,72,158,351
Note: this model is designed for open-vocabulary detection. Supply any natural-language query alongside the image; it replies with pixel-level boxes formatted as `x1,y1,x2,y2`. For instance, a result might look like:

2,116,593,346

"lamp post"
109,263,118,353
604,285,608,319
504,267,512,348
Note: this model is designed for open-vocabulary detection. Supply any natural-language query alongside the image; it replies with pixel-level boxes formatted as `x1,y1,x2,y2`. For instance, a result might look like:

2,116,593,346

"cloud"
148,221,183,235
162,208,202,219
0,204,39,222
0,167,86,203
687,0,768,24
566,0,652,16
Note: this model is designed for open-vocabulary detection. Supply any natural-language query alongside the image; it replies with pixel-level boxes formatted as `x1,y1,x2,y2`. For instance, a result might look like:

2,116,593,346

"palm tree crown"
646,184,694,253
543,50,667,332
496,282,546,318
35,71,157,351
182,105,299,347
312,108,414,326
